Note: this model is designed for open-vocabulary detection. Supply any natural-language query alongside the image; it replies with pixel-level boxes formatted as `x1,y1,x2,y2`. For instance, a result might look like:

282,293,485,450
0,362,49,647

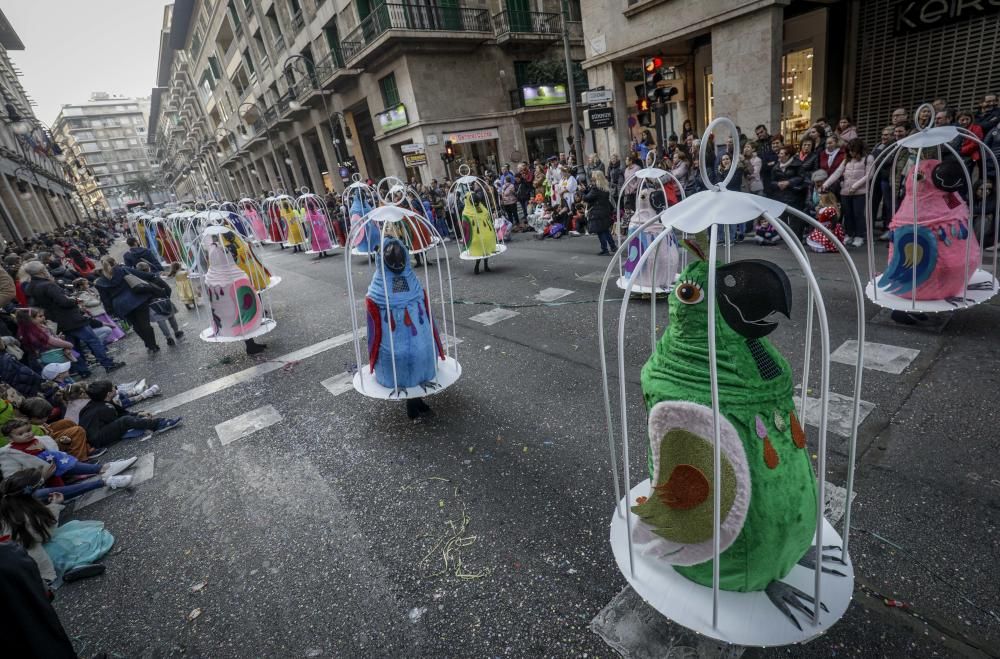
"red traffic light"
644,57,663,73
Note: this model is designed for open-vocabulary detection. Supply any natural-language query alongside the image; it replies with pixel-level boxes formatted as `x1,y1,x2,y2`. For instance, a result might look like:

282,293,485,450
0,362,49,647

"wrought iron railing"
492,10,559,37
341,3,490,63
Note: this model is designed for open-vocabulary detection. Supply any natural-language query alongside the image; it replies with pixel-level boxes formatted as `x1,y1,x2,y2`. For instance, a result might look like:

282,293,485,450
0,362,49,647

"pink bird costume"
879,159,980,300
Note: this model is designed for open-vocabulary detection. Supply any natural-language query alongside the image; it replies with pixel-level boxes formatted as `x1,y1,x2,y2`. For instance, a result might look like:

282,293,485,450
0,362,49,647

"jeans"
597,230,617,253
33,461,103,501
66,325,114,369
91,414,161,448
518,200,529,222
125,303,158,350
93,325,112,343
842,194,866,237
154,315,179,339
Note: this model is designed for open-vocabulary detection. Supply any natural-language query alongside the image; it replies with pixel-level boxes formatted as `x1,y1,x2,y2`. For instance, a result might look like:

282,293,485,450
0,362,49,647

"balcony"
341,3,491,67
491,10,560,44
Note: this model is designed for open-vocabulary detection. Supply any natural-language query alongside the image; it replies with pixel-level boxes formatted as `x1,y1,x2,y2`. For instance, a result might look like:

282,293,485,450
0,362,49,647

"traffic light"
444,140,455,162
644,57,663,107
635,98,650,113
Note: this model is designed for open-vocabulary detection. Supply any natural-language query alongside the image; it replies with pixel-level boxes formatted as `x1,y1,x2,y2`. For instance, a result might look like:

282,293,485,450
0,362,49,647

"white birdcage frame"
615,159,688,295
865,103,1000,312
191,208,279,292
597,118,866,647
147,215,180,268
217,201,256,244
343,176,381,257
269,193,307,249
194,223,278,343
373,176,442,256
237,197,270,244
446,164,509,262
295,187,342,256
345,204,461,400
261,193,290,246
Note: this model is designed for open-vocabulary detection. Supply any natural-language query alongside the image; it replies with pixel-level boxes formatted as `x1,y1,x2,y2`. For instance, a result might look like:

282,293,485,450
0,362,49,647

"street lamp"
238,100,284,191
282,54,351,174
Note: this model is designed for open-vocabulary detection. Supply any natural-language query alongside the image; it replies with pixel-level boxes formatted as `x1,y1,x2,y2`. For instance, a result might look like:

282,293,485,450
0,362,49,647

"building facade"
0,10,80,241
580,0,1000,161
53,93,169,212
149,0,584,200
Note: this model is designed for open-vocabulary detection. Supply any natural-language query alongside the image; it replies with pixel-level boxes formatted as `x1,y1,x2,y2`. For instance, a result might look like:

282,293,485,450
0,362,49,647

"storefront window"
525,128,559,164
780,48,813,145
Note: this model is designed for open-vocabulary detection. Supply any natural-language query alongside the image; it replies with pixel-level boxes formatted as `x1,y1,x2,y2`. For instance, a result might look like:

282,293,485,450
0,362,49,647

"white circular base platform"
616,276,675,295
282,242,307,249
199,318,277,343
351,247,376,257
409,237,442,256
865,268,998,312
352,355,461,400
459,244,508,261
610,479,853,647
259,275,281,292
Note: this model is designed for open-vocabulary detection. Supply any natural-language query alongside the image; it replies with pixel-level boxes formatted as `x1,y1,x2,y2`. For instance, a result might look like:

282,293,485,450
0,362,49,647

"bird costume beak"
716,260,792,338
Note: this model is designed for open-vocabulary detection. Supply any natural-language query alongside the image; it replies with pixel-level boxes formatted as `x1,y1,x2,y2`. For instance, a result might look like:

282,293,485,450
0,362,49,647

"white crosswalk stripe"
214,405,283,446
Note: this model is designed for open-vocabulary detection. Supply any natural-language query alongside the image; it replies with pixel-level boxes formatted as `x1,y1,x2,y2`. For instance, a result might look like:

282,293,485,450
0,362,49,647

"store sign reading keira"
895,0,1000,34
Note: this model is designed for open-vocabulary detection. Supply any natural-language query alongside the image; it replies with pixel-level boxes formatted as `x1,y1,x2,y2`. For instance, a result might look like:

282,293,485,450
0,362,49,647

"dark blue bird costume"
365,237,445,393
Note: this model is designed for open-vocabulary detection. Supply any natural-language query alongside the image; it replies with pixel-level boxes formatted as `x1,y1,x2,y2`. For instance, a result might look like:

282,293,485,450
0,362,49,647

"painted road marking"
321,373,355,396
152,330,361,414
831,340,920,375
823,481,856,526
469,308,520,326
796,389,875,438
74,453,155,512
442,333,463,348
215,405,283,446
576,271,609,284
534,287,574,302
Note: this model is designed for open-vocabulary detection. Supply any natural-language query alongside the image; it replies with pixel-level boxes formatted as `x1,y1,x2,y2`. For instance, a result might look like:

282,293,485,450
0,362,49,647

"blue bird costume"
350,193,380,254
365,237,445,392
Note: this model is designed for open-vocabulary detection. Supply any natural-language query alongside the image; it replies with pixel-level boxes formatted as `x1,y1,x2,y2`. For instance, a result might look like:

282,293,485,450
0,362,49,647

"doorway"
352,108,385,180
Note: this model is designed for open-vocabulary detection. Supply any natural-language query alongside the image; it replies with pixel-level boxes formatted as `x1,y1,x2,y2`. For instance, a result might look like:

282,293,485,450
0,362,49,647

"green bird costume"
632,251,818,595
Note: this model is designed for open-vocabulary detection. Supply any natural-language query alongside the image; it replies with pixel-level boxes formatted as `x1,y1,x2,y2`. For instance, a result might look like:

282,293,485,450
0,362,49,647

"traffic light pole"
561,0,584,169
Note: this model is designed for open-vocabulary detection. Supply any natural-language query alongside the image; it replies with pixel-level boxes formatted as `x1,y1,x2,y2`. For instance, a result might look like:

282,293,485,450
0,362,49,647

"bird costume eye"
675,280,704,304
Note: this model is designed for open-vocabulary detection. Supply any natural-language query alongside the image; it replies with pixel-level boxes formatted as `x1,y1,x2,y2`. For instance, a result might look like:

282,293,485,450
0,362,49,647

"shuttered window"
853,0,1000,145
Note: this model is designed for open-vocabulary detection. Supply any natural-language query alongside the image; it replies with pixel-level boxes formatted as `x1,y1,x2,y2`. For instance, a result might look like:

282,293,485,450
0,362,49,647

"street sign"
401,143,425,154
582,89,614,105
403,153,428,168
586,107,615,130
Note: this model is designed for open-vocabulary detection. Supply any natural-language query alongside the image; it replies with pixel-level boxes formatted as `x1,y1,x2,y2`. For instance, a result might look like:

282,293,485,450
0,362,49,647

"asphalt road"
52,232,999,658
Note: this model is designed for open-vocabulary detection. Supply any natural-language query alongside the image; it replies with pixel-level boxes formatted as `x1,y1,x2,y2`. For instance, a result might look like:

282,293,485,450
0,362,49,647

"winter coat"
94,265,159,318
500,182,517,206
122,246,163,272
0,353,41,398
826,155,873,197
515,180,533,203
795,151,819,179
23,277,88,333
607,161,624,189
818,149,845,177
78,399,127,441
583,187,614,233
767,158,806,209
0,268,15,307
